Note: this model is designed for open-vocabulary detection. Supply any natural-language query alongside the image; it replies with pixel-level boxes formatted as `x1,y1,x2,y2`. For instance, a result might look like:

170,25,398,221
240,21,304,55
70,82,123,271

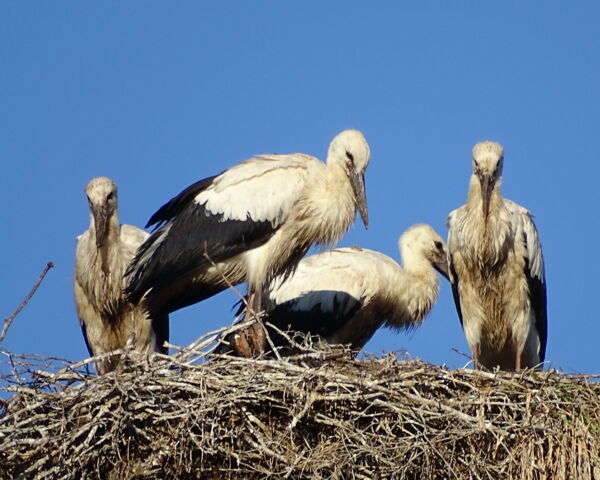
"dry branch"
0,261,54,344
1,332,599,480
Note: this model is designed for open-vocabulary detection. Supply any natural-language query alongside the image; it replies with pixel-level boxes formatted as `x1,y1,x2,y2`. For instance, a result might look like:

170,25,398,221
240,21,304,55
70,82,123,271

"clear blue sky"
1,2,599,375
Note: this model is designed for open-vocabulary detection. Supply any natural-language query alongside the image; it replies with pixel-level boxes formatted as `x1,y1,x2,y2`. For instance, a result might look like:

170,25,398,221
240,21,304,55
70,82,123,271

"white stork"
125,129,370,356
251,224,449,353
447,141,547,371
74,177,169,374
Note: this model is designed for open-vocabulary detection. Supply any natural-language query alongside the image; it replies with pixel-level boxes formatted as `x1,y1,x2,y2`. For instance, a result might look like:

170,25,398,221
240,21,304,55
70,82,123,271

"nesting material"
1,328,599,480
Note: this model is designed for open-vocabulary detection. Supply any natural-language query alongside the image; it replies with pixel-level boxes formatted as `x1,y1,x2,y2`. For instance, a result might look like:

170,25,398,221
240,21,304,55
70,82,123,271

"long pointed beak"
93,206,110,249
350,171,368,228
433,255,450,281
479,174,493,220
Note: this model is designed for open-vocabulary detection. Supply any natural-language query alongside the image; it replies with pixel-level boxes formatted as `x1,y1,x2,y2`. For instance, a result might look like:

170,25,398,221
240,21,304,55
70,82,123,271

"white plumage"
74,177,168,374
125,129,370,356
257,224,449,353
447,141,547,371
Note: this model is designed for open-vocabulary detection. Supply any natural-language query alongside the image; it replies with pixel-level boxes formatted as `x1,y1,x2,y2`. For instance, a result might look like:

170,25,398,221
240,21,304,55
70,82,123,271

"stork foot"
232,320,266,357
232,331,253,358
230,287,266,357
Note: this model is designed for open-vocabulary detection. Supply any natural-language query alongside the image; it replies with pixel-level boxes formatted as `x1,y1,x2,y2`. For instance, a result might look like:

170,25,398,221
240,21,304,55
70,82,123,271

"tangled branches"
1,329,599,480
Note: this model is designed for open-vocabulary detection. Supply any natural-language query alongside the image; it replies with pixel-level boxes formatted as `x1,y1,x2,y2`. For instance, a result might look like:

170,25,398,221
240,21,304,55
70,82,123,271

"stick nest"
1,329,599,480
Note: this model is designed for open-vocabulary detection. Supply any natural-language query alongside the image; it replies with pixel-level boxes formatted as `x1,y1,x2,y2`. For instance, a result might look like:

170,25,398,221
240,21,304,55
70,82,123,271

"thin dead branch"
0,261,54,344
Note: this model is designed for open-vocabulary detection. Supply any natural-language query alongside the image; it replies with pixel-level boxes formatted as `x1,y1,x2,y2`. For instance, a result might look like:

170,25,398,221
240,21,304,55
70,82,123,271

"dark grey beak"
479,174,493,221
350,171,368,228
93,205,110,249
433,255,450,281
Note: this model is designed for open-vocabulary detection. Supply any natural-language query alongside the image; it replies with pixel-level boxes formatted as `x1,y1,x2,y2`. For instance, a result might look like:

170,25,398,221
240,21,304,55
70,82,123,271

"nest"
1,327,599,480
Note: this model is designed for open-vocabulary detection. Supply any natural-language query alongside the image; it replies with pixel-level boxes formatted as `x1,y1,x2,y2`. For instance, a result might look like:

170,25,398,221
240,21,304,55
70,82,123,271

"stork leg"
232,287,267,357
128,312,137,350
231,331,253,358
247,287,266,354
472,345,480,370
513,340,521,373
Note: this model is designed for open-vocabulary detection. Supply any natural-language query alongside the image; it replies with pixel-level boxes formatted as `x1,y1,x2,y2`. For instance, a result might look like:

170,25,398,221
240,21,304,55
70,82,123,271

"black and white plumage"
447,141,547,371
74,177,168,374
125,129,370,356
255,224,449,353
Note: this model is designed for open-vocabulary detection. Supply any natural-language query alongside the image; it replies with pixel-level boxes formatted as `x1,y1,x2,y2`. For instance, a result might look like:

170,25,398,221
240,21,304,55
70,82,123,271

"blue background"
2,2,598,374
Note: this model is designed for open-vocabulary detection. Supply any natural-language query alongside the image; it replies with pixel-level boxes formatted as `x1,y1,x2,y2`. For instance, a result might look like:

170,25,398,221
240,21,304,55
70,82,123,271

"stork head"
399,224,449,280
471,141,504,220
328,129,370,228
85,177,118,249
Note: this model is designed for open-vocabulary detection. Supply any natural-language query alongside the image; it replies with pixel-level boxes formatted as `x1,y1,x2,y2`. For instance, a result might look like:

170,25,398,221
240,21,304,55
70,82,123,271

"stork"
246,224,449,354
447,141,547,371
74,177,169,374
125,129,370,356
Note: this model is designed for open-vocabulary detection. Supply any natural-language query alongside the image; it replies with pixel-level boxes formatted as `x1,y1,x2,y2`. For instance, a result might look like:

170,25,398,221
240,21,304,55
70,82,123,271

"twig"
202,248,247,306
1,337,598,479
0,262,54,344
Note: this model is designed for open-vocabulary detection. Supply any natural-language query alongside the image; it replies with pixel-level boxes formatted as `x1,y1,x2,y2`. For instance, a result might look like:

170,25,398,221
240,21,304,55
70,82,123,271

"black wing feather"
151,312,170,355
79,320,95,358
522,231,548,363
264,291,362,346
145,174,221,229
126,201,277,305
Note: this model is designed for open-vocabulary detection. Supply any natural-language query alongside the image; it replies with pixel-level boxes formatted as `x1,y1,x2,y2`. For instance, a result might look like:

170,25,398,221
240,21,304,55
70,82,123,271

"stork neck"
401,256,438,292
91,211,121,274
466,174,501,219
302,162,356,246
90,212,121,239
388,258,439,325
463,174,511,269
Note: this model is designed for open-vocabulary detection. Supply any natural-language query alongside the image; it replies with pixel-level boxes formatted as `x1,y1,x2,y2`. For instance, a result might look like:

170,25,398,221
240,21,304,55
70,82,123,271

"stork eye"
434,241,444,251
345,151,354,163
106,191,115,201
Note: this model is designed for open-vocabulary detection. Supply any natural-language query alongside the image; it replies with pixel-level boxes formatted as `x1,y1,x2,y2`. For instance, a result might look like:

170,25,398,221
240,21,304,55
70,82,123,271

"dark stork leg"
232,331,253,358
249,288,266,353
232,287,266,357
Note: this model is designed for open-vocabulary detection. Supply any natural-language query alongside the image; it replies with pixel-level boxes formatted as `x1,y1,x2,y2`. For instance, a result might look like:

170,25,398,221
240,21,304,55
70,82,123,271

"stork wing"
145,174,221,229
446,208,465,328
263,249,370,344
265,291,363,344
125,154,317,305
507,200,548,363
74,280,96,358
74,233,96,357
119,224,149,260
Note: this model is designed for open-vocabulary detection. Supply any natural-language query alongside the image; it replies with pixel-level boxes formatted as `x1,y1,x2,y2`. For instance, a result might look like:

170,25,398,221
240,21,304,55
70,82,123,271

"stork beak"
433,256,450,281
93,205,110,249
350,171,368,228
479,174,493,221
